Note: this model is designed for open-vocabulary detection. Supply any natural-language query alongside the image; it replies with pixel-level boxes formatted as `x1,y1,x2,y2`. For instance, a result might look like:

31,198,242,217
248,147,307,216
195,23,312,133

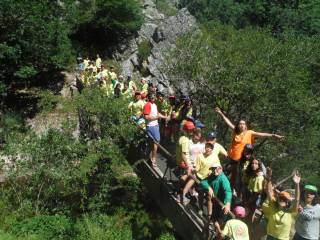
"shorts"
292,233,310,240
266,235,280,240
147,124,160,142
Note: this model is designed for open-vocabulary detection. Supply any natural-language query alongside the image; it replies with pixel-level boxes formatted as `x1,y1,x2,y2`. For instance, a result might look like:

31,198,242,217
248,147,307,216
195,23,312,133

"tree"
0,1,72,87
180,0,320,35
162,24,320,182
70,0,143,51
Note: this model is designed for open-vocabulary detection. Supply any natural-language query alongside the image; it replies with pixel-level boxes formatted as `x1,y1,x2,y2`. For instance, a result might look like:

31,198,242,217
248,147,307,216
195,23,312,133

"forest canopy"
0,0,143,90
180,0,320,35
162,24,320,182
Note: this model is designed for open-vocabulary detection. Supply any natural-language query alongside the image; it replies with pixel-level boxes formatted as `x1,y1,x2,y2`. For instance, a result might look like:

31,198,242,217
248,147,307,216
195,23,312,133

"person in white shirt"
143,93,167,168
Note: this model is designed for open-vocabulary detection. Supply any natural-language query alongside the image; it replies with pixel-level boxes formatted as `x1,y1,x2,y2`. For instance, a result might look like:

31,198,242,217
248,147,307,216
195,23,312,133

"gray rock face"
115,0,197,95
138,23,158,41
154,8,197,44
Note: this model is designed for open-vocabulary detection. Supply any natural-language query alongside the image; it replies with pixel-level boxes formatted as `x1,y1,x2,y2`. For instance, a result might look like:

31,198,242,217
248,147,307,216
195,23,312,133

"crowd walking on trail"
75,55,319,240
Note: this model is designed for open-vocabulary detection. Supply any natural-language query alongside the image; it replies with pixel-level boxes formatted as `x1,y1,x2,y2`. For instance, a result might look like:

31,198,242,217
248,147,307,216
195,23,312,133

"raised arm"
292,171,301,212
214,107,235,130
265,167,276,202
252,131,284,140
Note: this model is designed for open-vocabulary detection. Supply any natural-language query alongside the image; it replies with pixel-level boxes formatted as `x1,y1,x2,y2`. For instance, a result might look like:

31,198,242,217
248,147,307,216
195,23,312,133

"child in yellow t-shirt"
242,158,265,212
215,206,249,240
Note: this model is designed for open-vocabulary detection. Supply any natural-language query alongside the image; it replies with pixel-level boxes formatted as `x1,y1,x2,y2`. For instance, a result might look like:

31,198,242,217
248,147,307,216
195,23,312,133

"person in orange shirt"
214,107,284,190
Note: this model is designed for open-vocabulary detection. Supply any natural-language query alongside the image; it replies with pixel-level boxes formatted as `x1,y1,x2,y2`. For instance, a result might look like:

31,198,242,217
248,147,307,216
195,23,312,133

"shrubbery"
0,89,175,239
155,0,178,17
137,40,152,63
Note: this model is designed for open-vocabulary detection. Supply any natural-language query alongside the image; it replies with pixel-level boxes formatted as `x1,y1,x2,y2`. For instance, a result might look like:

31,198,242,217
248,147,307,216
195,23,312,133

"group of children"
75,55,319,240
75,55,137,97
172,108,319,240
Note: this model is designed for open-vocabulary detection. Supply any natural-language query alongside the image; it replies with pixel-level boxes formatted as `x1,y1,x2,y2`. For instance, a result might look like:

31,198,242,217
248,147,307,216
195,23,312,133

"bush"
158,232,176,240
9,215,73,240
156,0,178,17
2,89,140,215
37,90,59,113
71,0,143,48
74,214,132,240
0,230,40,240
137,40,152,63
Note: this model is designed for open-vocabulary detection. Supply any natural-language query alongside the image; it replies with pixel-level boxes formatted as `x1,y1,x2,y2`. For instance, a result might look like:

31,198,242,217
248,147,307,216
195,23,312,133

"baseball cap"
186,116,195,122
304,185,318,193
195,120,205,129
278,191,291,201
206,131,217,140
183,121,195,131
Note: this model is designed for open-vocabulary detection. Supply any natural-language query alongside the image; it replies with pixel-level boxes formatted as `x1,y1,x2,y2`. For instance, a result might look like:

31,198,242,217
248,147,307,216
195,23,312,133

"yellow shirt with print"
262,200,297,240
195,153,220,180
176,136,190,166
222,219,249,240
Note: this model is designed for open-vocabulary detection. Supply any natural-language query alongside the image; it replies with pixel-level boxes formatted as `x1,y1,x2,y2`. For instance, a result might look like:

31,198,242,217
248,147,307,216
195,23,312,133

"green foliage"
1,89,141,216
9,215,73,240
180,0,320,35
0,230,40,240
71,0,143,50
74,214,132,240
0,0,143,88
0,0,73,86
14,67,38,80
156,0,178,17
0,112,27,144
158,232,176,240
37,90,59,113
0,88,176,239
137,40,152,62
163,24,320,182
93,0,143,33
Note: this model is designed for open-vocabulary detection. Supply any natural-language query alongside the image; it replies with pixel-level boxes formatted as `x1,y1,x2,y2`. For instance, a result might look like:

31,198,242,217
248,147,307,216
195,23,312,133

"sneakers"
190,190,198,197
149,159,158,168
181,196,190,205
175,195,190,205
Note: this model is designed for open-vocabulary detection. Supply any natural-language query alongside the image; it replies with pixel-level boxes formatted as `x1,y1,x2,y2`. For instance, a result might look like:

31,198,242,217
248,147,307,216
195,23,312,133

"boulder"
138,23,158,41
143,0,156,8
121,59,134,77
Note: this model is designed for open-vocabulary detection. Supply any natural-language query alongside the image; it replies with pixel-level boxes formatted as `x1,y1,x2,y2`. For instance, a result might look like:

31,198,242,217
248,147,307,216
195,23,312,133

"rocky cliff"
113,0,198,95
